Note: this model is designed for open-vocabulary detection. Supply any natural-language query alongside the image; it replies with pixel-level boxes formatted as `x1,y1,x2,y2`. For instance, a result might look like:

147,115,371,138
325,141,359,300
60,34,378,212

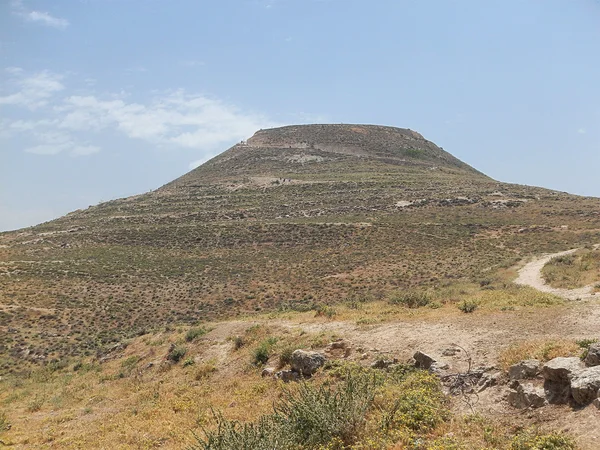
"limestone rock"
413,351,436,370
290,350,326,376
508,360,540,380
541,357,584,382
261,368,275,378
507,382,547,409
585,343,600,367
544,380,572,404
570,366,600,405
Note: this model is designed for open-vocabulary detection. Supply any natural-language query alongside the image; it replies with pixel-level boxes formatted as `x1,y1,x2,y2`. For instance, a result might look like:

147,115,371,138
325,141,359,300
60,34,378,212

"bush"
389,291,431,308
457,300,478,313
314,305,338,318
278,347,294,369
233,335,245,350
253,338,277,366
191,371,380,449
183,357,196,367
168,345,187,363
186,327,210,342
510,429,575,450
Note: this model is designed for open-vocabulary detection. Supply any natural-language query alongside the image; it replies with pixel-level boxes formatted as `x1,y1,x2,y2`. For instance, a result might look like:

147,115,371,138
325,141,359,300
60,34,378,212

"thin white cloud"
0,68,65,109
11,0,69,29
23,130,100,156
577,128,586,134
58,89,279,149
2,68,281,160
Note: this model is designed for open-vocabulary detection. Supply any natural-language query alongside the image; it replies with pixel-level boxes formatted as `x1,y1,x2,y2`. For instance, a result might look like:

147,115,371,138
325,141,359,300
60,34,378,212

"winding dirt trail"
514,247,599,300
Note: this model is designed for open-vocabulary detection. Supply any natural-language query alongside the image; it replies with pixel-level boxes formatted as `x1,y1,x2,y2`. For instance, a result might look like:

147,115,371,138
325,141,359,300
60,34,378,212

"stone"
570,366,600,405
371,358,398,369
585,343,600,367
261,368,275,378
541,357,584,383
544,380,572,404
507,382,547,409
593,389,600,409
275,370,300,383
290,350,326,376
413,351,436,370
478,371,502,392
509,360,540,380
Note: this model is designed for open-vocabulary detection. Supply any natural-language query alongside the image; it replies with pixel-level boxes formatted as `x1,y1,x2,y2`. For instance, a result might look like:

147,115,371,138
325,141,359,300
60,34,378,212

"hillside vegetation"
2,124,600,448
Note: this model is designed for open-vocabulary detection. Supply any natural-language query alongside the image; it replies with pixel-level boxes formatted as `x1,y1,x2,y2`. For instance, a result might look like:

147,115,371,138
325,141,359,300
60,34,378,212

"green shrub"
510,429,575,450
168,345,187,363
192,411,297,450
191,371,379,449
183,357,196,367
457,300,478,313
278,347,294,369
186,327,210,342
576,338,598,360
389,291,431,308
253,338,277,366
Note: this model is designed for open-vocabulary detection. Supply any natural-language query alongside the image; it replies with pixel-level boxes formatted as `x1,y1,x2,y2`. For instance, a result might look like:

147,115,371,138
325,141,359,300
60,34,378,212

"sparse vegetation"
389,290,431,308
186,326,210,342
457,299,478,313
168,345,188,363
499,340,580,370
542,249,600,289
0,124,596,448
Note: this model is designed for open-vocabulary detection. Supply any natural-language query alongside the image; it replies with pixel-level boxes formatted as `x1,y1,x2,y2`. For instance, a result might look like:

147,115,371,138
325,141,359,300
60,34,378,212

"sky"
1,0,600,231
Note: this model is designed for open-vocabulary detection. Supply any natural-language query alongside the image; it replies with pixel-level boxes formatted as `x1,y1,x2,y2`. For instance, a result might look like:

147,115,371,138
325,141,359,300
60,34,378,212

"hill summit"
168,124,484,188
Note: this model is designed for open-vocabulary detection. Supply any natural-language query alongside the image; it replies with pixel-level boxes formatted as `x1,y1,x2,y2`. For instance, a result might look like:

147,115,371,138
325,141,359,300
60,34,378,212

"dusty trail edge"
514,246,600,300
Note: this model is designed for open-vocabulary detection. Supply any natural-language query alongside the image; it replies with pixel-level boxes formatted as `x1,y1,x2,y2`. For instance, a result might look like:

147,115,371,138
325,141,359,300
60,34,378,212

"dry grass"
498,339,581,370
542,248,600,289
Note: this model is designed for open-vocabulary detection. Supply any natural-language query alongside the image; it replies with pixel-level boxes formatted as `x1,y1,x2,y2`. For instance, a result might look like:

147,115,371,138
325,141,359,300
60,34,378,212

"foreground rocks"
291,350,327,376
508,360,539,380
585,343,600,366
506,356,600,408
507,382,547,409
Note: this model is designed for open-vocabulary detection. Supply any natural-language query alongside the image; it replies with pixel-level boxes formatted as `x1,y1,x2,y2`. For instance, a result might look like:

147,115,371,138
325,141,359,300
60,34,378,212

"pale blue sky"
1,0,600,231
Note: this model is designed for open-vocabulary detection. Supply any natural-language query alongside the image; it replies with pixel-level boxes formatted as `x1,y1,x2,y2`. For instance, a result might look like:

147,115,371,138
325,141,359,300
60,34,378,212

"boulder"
413,351,436,370
290,350,326,376
570,366,600,405
508,360,540,380
507,382,547,409
544,380,572,404
541,357,584,382
585,343,600,367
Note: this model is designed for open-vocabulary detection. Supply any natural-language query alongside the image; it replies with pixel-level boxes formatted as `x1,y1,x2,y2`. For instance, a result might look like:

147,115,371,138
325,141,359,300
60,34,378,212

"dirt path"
514,248,599,300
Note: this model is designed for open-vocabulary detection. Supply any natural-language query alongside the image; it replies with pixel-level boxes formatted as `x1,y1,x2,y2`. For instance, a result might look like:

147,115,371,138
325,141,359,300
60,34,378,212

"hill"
1,124,600,373
3,124,600,449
